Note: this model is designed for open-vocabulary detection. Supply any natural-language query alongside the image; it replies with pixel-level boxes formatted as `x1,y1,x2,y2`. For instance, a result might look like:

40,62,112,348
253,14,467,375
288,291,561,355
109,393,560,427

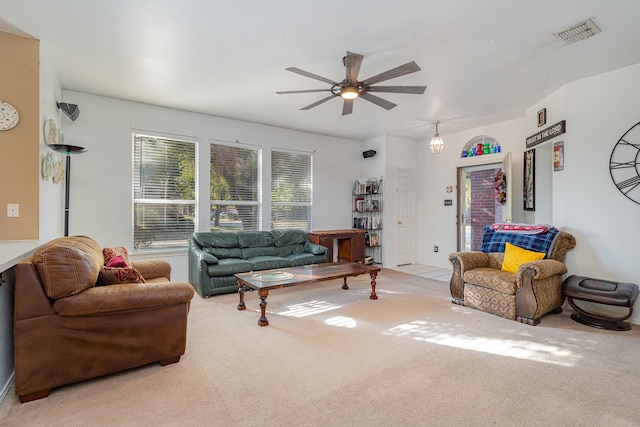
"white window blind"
132,133,196,249
210,142,260,231
271,150,312,231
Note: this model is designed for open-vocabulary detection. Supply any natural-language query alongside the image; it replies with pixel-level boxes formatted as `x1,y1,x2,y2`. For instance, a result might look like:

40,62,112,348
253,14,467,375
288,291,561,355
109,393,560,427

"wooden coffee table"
235,262,381,326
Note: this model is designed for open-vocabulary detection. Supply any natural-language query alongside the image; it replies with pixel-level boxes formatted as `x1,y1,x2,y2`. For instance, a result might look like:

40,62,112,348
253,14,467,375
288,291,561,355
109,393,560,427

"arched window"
461,135,500,158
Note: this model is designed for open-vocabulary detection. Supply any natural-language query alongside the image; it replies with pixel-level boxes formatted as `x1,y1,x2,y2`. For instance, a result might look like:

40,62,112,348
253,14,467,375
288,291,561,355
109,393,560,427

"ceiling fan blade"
342,99,354,115
362,61,421,85
276,89,331,94
367,85,427,94
360,92,397,110
300,94,337,110
286,67,337,85
344,51,363,84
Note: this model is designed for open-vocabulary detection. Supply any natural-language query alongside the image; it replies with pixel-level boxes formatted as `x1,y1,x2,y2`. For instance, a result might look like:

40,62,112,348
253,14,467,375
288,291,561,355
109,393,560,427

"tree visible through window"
271,150,312,231
132,133,196,249
210,142,259,231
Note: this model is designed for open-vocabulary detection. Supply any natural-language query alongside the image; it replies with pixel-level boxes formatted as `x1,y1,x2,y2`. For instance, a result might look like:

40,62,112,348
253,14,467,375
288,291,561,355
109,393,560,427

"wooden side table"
308,229,365,263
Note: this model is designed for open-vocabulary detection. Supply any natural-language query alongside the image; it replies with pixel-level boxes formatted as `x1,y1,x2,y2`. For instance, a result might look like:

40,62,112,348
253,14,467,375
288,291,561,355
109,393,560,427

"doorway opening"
457,163,503,251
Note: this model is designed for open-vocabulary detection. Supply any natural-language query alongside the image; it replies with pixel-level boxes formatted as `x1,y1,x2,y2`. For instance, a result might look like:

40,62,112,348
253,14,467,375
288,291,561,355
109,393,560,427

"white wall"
415,118,525,268
560,63,640,288
409,64,640,323
60,91,362,281
39,53,65,240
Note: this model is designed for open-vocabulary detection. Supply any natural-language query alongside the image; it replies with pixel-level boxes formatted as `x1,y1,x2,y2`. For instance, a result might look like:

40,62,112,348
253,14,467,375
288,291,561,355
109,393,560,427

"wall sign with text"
526,120,566,148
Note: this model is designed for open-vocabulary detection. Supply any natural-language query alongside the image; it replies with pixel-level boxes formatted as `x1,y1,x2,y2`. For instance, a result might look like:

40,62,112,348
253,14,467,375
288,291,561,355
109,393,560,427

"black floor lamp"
46,144,87,236
49,102,86,236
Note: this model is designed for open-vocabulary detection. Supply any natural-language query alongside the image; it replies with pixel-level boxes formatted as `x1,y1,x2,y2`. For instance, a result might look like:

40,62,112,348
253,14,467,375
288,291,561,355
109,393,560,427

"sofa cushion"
237,231,275,248
276,243,305,257
32,235,103,299
501,242,545,273
272,229,307,247
242,246,280,258
247,256,292,271
463,268,517,294
193,231,239,248
203,246,242,259
286,253,319,266
207,258,254,277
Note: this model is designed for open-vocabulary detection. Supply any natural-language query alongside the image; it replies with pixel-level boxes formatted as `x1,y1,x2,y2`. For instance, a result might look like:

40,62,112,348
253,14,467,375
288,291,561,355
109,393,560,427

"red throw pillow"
105,255,128,268
102,246,131,266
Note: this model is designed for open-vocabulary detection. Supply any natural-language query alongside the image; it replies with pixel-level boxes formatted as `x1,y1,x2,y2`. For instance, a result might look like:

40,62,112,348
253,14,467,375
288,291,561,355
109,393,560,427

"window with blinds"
271,150,312,231
210,142,260,231
132,133,196,249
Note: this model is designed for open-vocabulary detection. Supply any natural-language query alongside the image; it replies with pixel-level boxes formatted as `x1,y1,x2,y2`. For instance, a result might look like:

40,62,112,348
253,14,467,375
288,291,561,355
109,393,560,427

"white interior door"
395,169,412,265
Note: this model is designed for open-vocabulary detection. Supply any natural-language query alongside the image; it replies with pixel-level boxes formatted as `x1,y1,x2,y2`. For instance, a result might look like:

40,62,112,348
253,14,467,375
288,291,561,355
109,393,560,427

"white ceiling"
2,1,640,141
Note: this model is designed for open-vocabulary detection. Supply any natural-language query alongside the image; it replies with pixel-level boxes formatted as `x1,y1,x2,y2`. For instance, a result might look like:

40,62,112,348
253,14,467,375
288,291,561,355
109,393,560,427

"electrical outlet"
7,204,19,218
434,246,439,252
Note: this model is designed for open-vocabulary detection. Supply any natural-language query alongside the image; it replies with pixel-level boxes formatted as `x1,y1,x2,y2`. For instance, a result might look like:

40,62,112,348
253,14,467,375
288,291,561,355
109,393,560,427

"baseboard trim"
0,371,15,404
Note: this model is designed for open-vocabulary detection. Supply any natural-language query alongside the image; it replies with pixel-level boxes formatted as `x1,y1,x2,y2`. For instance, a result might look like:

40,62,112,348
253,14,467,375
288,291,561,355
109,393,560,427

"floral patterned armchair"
448,224,576,325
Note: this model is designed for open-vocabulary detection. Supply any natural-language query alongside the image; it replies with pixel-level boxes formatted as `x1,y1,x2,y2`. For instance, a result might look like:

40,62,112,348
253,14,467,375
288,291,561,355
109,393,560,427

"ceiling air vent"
554,18,601,44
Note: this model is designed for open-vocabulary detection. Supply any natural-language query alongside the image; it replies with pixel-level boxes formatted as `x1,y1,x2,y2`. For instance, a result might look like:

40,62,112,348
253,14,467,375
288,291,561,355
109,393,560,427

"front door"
457,153,512,251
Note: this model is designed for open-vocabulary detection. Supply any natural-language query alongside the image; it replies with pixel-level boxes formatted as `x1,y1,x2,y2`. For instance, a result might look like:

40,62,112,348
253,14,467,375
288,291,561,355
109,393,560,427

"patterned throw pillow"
501,242,545,273
99,266,146,285
106,255,128,268
102,246,131,266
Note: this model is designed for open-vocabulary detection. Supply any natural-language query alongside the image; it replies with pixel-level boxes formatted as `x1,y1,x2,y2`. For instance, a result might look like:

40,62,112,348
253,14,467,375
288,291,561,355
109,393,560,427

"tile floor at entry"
388,264,451,283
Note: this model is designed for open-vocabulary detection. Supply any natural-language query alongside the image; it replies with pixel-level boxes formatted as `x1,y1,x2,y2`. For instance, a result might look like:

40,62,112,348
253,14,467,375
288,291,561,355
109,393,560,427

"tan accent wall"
0,31,39,240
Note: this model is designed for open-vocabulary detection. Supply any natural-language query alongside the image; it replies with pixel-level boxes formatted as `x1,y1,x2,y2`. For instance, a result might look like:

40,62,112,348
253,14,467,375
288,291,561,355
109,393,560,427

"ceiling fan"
276,51,427,115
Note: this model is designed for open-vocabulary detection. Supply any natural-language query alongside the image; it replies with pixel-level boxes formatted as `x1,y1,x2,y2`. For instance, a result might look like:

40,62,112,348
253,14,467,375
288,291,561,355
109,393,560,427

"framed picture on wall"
524,149,535,211
537,108,546,127
553,141,564,171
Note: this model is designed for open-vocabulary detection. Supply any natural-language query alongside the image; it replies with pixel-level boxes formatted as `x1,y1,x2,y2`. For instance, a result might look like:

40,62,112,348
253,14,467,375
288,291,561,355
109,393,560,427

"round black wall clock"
609,121,640,205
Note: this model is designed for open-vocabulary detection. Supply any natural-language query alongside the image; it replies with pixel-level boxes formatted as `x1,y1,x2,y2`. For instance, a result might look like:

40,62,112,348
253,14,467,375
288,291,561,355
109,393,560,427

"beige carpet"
2,269,640,427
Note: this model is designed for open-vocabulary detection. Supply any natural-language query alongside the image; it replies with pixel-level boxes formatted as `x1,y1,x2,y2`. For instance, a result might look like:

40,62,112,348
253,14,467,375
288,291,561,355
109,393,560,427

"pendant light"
429,120,444,154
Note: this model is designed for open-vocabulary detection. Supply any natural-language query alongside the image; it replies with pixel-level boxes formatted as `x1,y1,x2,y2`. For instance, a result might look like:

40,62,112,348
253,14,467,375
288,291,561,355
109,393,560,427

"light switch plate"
7,204,19,217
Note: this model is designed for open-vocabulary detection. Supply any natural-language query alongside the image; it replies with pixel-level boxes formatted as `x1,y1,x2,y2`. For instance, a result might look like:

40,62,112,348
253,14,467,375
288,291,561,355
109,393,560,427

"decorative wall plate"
0,101,20,130
610,121,640,205
43,118,58,145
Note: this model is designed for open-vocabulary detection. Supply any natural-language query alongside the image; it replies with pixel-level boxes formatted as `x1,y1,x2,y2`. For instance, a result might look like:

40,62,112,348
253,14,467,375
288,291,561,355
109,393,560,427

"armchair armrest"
516,259,568,325
53,282,195,316
132,260,172,281
517,259,567,282
448,251,490,304
449,251,491,272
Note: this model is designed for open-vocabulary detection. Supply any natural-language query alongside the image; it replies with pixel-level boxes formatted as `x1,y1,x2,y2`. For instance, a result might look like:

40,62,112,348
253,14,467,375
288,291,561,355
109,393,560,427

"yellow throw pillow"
501,242,545,273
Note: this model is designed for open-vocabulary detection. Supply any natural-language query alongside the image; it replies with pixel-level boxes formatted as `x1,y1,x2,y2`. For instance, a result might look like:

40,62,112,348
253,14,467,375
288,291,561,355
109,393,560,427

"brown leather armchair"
14,235,194,403
449,226,576,325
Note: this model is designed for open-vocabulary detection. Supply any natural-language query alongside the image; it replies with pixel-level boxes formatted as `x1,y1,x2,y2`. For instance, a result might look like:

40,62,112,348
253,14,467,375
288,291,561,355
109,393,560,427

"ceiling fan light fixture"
429,121,444,154
340,86,359,100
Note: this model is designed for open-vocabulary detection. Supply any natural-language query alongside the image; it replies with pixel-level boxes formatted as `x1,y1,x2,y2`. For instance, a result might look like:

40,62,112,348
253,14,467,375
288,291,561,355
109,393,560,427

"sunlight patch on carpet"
278,300,342,317
383,320,582,367
325,316,357,328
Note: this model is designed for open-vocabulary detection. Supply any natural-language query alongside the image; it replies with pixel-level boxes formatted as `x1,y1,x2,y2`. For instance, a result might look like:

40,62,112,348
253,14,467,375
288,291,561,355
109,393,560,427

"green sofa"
188,229,329,298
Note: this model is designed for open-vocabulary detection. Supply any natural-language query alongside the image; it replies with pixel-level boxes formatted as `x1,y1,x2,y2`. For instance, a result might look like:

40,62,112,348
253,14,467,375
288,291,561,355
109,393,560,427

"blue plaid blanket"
480,225,560,257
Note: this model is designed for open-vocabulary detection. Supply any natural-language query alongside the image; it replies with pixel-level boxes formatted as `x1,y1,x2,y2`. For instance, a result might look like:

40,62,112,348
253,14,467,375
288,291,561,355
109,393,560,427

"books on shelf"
354,178,381,195
353,217,381,230
353,198,381,212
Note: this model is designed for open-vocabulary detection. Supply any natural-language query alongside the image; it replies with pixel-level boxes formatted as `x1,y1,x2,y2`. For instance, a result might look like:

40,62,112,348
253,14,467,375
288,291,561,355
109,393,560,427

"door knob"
397,221,402,224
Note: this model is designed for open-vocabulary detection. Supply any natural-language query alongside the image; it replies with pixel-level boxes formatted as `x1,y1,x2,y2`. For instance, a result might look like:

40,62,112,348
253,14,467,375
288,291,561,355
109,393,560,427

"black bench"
562,275,639,331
